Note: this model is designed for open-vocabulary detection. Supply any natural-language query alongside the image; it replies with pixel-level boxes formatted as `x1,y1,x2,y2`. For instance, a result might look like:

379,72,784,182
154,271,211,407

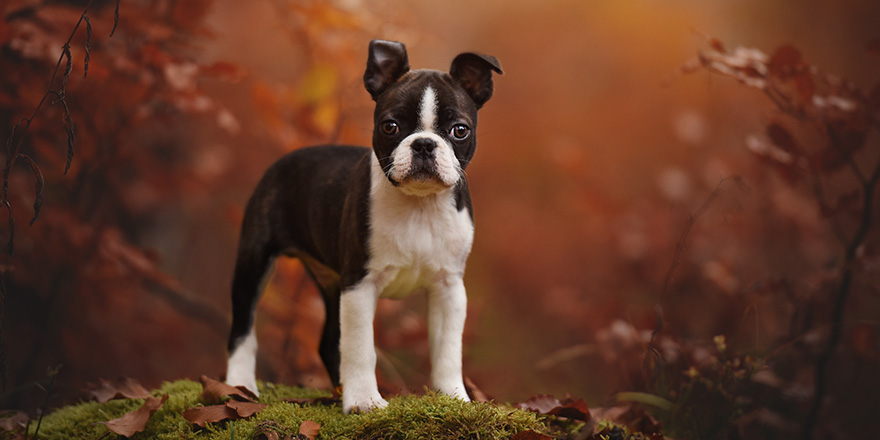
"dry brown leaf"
182,404,238,428
199,374,257,403
103,394,168,437
510,430,553,440
517,394,591,421
86,377,151,403
183,400,267,428
0,410,29,432
226,400,267,417
252,420,292,440
464,376,491,403
298,420,320,440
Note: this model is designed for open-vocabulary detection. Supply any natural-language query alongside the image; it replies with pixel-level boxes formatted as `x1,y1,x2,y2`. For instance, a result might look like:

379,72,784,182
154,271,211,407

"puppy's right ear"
364,40,410,100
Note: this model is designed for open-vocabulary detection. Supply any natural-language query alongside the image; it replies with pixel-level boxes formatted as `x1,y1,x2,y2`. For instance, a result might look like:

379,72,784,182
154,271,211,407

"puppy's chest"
367,190,473,298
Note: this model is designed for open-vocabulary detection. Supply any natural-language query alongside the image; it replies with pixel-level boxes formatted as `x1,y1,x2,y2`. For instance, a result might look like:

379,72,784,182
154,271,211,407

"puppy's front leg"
428,277,470,401
340,280,388,413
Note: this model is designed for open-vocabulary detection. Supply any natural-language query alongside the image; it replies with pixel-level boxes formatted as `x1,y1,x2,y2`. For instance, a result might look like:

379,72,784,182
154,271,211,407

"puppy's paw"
435,380,470,402
449,388,471,402
343,391,388,414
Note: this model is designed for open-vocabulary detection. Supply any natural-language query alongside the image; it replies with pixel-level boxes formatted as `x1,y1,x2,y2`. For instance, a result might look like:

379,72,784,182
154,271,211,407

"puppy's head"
364,40,502,196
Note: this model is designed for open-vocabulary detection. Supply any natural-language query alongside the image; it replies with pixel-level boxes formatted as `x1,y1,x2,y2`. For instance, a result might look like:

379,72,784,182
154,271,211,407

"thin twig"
802,154,880,440
2,0,96,214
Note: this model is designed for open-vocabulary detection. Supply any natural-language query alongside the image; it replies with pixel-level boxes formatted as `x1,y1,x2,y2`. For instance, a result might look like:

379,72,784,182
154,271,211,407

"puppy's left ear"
450,53,503,109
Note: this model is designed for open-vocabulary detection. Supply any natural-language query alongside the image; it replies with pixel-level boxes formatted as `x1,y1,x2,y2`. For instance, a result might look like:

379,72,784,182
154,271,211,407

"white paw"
435,379,470,402
449,388,470,402
226,331,259,396
343,390,388,414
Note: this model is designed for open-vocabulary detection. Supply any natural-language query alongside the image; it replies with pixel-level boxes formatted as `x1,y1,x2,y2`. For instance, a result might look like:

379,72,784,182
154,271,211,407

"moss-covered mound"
27,380,554,439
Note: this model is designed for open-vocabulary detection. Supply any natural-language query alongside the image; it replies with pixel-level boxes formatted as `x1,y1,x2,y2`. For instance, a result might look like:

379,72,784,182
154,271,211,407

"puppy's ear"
364,40,410,100
450,53,503,109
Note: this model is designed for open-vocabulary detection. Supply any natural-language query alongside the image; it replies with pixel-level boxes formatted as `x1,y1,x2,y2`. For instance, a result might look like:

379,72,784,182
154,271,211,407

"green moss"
30,380,552,440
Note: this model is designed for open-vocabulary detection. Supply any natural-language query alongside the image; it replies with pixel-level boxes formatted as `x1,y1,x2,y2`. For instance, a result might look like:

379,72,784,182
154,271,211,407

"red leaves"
86,376,152,403
103,394,168,437
690,37,874,183
516,394,591,421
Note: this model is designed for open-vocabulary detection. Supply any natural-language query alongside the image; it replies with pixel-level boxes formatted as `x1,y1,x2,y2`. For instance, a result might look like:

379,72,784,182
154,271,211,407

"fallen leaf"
103,394,168,437
591,404,664,437
511,430,553,440
182,404,237,428
199,374,257,403
298,420,320,440
253,420,292,440
226,400,267,417
464,376,491,403
86,377,151,403
516,394,591,421
0,410,29,431
183,400,267,428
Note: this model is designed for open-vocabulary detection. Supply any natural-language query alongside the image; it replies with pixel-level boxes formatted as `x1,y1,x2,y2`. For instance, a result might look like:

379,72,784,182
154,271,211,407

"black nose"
411,138,436,157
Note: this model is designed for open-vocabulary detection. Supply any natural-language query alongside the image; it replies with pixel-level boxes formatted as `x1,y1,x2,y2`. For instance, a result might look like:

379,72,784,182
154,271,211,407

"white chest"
366,156,474,298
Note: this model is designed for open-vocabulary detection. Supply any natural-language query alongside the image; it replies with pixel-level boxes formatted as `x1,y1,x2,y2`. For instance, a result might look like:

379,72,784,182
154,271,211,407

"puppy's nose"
411,138,436,157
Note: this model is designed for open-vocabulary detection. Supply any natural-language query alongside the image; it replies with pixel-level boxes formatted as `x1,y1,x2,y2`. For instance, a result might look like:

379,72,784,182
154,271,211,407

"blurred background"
2,0,879,438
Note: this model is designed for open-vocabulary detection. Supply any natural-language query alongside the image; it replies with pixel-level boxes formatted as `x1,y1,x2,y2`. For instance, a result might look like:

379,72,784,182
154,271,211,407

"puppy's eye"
381,121,399,136
450,124,470,140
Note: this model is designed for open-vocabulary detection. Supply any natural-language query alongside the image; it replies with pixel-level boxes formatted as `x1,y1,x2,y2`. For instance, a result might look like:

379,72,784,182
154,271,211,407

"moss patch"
29,380,553,439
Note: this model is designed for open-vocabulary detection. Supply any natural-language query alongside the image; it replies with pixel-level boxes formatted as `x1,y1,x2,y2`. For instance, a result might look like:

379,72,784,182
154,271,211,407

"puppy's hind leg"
226,236,277,396
300,257,343,388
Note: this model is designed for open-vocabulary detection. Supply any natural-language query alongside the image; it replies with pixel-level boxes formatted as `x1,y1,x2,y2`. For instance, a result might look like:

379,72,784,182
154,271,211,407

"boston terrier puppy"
225,40,502,414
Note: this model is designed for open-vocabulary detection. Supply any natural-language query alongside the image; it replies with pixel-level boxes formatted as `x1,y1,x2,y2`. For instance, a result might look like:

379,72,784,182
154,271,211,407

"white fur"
419,86,438,131
339,154,473,413
226,261,277,396
225,329,259,395
387,87,462,192
339,278,387,412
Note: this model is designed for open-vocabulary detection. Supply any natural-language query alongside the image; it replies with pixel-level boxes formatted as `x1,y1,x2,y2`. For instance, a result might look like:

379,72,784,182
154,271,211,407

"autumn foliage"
2,0,880,439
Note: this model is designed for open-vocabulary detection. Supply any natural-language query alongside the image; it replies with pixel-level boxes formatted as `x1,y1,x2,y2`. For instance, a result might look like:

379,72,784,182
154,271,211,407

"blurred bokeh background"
2,0,879,438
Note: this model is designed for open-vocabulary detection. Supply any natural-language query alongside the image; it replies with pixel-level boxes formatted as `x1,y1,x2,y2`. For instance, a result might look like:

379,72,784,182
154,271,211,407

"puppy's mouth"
390,162,456,196
404,159,443,183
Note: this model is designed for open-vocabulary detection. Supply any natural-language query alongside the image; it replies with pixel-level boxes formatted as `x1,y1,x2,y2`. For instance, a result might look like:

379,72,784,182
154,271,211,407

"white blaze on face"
419,86,438,131
389,86,462,195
